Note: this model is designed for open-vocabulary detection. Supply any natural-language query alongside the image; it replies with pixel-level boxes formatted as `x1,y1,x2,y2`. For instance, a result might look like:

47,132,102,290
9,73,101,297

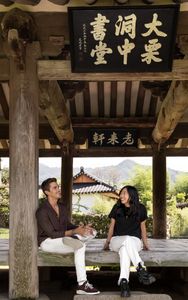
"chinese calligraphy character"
121,132,134,145
142,13,167,37
107,132,119,145
90,41,113,65
141,39,162,64
90,13,110,41
115,14,137,39
92,132,105,145
117,39,135,65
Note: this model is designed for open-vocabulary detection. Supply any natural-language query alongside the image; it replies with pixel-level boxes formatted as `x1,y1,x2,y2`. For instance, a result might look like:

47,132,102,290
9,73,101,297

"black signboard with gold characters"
88,129,137,148
68,5,179,73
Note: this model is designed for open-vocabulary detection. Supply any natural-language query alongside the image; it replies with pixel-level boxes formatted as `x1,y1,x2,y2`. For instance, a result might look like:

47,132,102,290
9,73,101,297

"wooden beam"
71,117,156,128
38,59,188,81
152,147,167,238
136,82,145,117
124,81,132,117
0,58,9,81
9,42,40,299
2,58,188,81
110,82,117,118
97,82,104,117
83,82,91,117
1,147,188,157
0,84,9,119
39,80,74,143
152,81,188,144
61,142,73,221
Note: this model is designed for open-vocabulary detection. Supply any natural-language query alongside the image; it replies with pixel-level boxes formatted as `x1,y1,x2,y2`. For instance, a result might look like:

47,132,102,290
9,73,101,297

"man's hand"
74,225,93,236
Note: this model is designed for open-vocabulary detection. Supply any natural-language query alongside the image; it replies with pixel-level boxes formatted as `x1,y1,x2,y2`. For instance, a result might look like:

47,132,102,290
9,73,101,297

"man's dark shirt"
109,203,147,239
36,200,78,246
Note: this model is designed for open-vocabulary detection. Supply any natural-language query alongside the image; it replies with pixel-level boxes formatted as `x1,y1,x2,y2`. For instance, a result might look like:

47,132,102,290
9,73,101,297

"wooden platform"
73,292,172,300
0,238,188,268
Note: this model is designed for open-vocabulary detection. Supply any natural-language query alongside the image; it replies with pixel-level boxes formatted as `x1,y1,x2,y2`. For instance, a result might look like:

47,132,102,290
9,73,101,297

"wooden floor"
0,238,188,267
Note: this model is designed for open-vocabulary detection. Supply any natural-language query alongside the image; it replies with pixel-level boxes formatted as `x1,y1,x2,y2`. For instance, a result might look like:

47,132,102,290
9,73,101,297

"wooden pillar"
152,146,167,238
61,142,73,221
9,43,40,299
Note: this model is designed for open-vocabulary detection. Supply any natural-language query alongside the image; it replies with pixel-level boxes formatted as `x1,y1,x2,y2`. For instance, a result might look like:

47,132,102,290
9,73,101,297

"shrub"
72,213,110,238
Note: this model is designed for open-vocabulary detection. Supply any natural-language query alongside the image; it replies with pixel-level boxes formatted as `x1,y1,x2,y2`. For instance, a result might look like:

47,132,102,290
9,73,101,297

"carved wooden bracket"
152,81,188,145
1,8,37,70
58,81,86,100
141,81,171,101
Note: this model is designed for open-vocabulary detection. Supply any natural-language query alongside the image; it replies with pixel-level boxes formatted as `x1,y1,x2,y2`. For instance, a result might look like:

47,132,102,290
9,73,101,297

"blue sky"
1,157,188,172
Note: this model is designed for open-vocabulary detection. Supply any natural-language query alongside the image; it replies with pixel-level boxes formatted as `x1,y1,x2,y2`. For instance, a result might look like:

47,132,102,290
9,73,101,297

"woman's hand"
143,243,149,251
103,240,110,251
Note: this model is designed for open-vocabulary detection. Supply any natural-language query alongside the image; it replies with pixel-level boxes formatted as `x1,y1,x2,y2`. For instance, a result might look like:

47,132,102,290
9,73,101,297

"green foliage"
0,168,9,227
72,212,153,238
124,166,152,214
1,168,9,185
91,196,116,215
167,196,183,237
72,213,110,238
0,227,9,238
173,173,188,204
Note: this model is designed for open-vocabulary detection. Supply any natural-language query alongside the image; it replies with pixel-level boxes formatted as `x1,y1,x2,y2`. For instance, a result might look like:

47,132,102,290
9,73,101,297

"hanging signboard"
68,5,179,73
88,129,137,148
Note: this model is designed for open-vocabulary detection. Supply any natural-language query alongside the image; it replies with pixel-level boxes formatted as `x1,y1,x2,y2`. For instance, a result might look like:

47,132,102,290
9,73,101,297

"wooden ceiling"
0,0,188,157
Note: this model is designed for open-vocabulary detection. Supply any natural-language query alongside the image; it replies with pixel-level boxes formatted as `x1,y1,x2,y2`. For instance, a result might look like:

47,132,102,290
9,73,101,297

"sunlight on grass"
0,228,9,239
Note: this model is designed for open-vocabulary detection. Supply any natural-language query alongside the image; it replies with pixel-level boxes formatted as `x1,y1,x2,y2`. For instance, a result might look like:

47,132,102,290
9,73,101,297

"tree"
91,196,115,215
173,173,188,204
125,166,152,214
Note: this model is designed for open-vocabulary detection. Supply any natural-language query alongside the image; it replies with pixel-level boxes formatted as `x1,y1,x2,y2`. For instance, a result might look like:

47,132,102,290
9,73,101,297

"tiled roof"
73,166,103,184
73,167,118,196
73,183,116,194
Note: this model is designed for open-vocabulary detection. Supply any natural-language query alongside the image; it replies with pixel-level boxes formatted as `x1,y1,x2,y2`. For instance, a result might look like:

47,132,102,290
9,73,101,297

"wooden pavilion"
0,0,188,298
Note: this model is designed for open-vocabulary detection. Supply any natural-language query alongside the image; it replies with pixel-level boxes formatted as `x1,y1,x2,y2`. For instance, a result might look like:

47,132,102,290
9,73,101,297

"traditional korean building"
72,166,118,213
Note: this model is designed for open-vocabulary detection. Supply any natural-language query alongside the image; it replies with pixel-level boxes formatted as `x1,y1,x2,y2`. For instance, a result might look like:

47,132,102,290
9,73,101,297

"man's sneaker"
62,236,84,250
76,281,100,295
136,263,156,285
120,278,130,297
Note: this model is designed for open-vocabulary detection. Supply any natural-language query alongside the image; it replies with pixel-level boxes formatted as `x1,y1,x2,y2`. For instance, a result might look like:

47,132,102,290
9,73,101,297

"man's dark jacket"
36,200,77,246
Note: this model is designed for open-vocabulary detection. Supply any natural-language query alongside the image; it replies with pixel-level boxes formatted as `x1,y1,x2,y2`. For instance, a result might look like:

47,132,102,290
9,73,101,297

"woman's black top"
109,203,147,239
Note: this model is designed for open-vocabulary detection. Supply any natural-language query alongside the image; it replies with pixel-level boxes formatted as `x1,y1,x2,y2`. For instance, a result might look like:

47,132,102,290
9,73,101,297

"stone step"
0,294,49,300
74,291,172,300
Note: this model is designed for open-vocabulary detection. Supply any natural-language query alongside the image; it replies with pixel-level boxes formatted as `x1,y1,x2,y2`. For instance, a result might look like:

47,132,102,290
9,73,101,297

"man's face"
46,181,61,200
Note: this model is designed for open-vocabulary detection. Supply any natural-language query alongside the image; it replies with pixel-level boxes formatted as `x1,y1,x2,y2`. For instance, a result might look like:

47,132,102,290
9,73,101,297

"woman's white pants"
110,235,143,284
40,238,87,283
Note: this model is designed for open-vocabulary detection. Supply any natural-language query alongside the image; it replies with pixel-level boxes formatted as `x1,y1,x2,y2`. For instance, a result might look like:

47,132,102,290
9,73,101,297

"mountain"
39,159,188,187
39,164,61,183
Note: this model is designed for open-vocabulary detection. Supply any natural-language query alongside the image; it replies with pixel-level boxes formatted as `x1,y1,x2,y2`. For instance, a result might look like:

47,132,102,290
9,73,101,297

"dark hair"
118,185,140,216
41,178,57,196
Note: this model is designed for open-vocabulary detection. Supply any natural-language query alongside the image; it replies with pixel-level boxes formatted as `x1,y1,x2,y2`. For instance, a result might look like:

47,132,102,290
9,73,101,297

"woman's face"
119,188,130,206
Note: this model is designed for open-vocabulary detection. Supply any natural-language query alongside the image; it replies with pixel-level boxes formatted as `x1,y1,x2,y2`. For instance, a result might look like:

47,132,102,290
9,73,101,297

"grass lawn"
0,228,9,239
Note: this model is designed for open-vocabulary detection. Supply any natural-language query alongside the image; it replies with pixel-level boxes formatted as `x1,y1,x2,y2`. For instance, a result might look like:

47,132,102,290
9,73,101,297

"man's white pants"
110,235,143,284
40,238,87,283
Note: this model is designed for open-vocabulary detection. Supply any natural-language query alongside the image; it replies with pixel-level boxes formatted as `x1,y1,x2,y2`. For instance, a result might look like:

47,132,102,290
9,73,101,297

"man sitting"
36,177,100,295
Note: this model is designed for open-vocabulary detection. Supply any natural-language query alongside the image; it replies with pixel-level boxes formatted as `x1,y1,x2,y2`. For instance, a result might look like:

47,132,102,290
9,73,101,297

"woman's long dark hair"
117,185,140,216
